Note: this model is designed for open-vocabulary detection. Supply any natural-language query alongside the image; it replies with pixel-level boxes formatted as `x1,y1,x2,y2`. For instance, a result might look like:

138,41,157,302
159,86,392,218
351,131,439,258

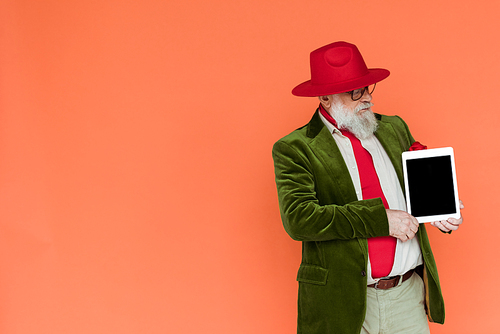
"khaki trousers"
361,272,430,334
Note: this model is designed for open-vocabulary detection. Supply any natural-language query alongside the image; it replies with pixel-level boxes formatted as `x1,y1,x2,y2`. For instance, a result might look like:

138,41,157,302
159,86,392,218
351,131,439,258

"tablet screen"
405,155,456,217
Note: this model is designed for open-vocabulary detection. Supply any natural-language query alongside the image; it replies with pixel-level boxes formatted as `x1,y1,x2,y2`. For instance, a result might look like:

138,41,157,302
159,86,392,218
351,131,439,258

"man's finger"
447,217,462,226
436,221,451,232
443,220,460,231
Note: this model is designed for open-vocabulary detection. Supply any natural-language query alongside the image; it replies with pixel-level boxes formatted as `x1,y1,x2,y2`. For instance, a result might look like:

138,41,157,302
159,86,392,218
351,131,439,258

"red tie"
319,106,396,278
341,131,396,278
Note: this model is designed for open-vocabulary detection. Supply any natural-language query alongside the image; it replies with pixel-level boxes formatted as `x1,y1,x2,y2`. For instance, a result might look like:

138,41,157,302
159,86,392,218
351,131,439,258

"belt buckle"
373,279,383,289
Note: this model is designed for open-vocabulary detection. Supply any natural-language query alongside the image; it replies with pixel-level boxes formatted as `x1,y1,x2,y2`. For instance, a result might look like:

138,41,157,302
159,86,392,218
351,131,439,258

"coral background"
1,1,496,333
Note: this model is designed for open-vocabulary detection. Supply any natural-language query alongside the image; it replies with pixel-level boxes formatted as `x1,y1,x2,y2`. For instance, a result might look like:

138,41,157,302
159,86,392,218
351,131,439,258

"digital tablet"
402,147,460,223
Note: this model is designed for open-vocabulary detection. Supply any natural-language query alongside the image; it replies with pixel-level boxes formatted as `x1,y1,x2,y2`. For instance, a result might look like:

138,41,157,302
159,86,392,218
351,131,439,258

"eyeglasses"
347,83,376,101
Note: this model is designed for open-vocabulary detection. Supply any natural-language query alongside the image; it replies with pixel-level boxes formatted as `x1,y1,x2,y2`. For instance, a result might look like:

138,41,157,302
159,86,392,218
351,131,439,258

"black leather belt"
367,269,415,290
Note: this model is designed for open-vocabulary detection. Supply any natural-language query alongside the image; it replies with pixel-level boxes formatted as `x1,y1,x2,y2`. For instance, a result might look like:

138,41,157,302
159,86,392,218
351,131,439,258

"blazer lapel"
374,120,406,192
307,110,358,204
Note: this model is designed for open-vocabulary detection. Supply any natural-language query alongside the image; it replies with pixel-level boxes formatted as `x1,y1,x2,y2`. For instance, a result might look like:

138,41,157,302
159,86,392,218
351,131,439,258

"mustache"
354,102,374,113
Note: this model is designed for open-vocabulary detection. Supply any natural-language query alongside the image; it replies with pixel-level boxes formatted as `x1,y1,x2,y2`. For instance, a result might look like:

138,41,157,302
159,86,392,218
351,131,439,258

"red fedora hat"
292,41,390,97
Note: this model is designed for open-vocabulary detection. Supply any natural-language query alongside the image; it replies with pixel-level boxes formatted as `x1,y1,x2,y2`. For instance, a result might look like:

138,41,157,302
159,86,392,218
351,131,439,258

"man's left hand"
430,200,464,232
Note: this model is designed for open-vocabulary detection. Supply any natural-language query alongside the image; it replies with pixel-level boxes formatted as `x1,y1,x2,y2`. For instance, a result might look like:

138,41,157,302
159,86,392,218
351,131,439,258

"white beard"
329,100,378,140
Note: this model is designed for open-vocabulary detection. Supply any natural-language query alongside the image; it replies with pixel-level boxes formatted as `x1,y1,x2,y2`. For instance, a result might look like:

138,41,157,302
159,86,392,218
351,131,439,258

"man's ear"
318,95,333,110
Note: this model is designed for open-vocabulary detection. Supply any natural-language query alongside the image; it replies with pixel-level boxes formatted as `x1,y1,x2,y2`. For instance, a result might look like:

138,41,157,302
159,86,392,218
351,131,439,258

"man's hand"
386,209,419,242
430,200,465,232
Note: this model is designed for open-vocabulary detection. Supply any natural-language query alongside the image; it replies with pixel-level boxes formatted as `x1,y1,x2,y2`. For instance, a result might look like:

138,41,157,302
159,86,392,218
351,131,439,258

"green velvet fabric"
272,110,445,333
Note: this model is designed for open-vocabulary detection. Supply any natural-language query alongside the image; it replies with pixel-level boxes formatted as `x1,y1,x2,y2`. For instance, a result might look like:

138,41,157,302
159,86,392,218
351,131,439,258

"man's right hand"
386,209,419,242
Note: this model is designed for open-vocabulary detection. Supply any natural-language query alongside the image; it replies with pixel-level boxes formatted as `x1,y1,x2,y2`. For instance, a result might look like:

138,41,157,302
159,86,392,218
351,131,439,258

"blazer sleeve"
272,139,390,242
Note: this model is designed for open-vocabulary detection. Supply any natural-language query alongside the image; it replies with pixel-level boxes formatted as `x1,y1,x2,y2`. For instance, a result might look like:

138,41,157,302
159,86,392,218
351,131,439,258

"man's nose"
361,89,372,102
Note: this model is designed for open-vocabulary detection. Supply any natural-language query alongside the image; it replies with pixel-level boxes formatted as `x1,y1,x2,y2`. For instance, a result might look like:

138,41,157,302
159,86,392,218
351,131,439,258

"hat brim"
292,68,390,97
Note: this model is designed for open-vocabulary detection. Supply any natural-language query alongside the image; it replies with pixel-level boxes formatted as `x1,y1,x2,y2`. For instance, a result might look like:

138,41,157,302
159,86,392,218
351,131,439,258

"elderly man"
272,41,463,334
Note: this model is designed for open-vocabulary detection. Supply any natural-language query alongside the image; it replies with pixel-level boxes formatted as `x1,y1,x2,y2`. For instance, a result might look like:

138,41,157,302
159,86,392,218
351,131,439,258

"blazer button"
361,270,367,277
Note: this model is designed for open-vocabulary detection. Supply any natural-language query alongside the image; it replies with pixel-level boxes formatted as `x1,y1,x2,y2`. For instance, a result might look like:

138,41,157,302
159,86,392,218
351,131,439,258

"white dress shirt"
319,112,423,285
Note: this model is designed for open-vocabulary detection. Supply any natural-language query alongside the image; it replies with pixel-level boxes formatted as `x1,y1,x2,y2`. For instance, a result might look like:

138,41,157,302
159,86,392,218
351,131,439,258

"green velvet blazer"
272,110,445,334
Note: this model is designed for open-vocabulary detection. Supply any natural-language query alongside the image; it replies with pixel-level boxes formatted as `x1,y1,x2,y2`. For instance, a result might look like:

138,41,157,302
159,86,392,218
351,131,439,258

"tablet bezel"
402,147,460,223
